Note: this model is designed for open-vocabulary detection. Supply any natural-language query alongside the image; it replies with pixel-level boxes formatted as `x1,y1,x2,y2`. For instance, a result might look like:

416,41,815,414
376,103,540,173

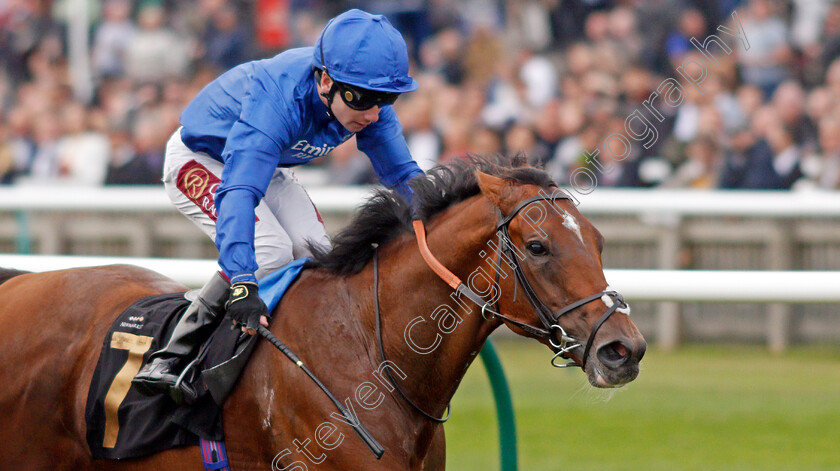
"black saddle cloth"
84,292,252,460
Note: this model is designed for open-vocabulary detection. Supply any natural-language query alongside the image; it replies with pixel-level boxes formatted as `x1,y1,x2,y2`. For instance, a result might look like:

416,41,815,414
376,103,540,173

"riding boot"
132,272,230,401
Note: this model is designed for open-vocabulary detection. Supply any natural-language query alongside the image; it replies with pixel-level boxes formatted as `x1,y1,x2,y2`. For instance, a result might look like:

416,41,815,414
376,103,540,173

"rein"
412,192,629,370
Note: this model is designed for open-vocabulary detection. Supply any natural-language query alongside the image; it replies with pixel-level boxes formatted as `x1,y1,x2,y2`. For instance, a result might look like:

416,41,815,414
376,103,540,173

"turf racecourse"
445,340,840,471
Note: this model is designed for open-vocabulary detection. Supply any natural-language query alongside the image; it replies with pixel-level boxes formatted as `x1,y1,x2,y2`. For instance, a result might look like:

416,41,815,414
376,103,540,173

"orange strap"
412,219,462,290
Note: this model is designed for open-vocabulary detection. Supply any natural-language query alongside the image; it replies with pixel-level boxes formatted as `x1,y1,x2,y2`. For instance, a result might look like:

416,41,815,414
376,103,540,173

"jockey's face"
317,72,382,133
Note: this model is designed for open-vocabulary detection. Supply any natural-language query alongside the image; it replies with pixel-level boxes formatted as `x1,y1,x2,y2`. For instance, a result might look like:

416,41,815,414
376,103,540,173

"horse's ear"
476,171,513,211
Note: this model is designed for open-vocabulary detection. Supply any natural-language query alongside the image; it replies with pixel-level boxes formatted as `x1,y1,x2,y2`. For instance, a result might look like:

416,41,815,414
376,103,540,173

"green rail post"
15,210,31,254
480,340,518,471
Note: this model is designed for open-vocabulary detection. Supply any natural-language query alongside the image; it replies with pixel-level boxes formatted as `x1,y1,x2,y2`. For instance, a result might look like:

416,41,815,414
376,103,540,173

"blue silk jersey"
179,47,423,283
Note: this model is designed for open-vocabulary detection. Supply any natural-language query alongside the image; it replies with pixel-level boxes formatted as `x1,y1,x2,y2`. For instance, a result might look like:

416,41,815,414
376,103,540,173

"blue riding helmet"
313,9,418,94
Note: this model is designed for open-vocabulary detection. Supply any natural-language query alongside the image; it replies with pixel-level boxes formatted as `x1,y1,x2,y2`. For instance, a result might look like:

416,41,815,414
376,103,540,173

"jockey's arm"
215,69,296,283
214,142,275,334
357,106,424,203
215,123,283,284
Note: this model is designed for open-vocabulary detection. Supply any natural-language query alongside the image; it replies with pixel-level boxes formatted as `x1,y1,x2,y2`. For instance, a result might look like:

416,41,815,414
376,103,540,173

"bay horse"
0,156,645,470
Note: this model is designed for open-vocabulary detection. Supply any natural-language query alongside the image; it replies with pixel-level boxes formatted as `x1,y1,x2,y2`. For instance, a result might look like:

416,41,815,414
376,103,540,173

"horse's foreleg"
421,426,445,471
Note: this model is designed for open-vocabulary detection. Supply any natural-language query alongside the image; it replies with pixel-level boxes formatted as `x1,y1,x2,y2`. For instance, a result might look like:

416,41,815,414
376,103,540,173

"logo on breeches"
182,168,210,200
176,160,222,222
176,159,259,223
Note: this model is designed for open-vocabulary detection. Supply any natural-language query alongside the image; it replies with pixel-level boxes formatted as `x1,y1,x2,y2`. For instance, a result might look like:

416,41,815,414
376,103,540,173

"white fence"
4,253,839,302
2,186,840,351
3,185,840,215
3,253,840,353
0,185,371,212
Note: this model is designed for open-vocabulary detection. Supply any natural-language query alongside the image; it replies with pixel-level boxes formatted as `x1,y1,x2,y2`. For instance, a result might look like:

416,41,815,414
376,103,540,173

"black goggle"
333,80,399,110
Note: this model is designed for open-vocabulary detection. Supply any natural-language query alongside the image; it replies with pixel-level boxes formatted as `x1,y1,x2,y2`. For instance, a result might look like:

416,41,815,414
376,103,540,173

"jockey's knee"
255,252,293,280
254,241,294,280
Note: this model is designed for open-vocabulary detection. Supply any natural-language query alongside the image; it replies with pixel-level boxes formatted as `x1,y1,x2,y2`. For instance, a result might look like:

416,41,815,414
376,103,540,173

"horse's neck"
234,199,502,465
368,198,500,419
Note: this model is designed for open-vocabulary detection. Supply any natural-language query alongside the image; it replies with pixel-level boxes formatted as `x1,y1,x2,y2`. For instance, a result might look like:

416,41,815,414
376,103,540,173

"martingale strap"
373,249,452,423
412,219,462,291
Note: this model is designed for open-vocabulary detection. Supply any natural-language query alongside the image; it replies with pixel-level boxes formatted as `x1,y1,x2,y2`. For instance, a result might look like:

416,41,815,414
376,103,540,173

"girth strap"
200,438,231,471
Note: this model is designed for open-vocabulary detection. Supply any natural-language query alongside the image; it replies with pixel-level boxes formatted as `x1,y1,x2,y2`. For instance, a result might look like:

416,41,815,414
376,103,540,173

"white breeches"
162,129,330,280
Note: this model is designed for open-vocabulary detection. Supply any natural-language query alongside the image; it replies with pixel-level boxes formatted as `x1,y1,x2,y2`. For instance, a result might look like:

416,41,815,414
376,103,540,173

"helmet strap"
315,68,337,119
320,89,337,119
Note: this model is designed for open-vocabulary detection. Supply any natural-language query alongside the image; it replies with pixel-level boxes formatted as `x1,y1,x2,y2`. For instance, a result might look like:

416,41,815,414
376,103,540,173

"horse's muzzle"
588,336,647,388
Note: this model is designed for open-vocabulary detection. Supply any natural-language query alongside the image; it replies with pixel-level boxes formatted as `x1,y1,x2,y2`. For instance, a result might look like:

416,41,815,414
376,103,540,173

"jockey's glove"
225,281,268,332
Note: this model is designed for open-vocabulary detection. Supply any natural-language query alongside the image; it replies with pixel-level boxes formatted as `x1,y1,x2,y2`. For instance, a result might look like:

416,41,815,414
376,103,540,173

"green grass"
445,340,840,471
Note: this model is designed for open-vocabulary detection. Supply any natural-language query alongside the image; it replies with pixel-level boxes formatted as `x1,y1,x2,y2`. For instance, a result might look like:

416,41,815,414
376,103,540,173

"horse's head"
476,171,646,388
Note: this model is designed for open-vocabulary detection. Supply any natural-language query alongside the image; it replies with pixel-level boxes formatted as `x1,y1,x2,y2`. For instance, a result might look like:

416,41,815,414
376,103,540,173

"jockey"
133,9,423,401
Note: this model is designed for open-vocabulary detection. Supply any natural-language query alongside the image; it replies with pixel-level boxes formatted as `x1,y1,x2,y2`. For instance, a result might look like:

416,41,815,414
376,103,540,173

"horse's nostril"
597,341,630,368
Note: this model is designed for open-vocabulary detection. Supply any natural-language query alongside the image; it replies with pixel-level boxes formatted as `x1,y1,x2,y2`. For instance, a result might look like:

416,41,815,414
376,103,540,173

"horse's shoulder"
282,267,356,307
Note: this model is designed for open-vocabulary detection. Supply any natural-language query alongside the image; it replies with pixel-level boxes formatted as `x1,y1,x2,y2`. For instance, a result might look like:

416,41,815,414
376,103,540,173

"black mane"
309,154,556,274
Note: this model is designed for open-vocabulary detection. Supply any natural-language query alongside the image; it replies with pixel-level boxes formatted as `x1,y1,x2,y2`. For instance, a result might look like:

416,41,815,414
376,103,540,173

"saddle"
84,258,308,460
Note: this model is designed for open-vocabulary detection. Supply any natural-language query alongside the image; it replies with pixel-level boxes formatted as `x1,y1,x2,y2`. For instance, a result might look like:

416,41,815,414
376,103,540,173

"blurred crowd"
2,0,840,190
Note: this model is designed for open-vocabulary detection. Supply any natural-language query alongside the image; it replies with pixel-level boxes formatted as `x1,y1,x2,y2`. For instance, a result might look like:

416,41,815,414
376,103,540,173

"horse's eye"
526,241,548,256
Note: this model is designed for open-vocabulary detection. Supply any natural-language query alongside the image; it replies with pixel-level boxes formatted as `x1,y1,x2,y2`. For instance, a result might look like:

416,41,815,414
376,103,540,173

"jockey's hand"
225,282,269,336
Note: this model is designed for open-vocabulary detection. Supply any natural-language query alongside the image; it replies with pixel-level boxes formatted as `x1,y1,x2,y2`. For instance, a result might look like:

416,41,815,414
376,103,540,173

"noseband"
412,191,629,370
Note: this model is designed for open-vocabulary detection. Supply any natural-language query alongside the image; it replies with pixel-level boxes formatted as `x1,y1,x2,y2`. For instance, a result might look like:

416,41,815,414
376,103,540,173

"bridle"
373,190,630,424
412,191,629,370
